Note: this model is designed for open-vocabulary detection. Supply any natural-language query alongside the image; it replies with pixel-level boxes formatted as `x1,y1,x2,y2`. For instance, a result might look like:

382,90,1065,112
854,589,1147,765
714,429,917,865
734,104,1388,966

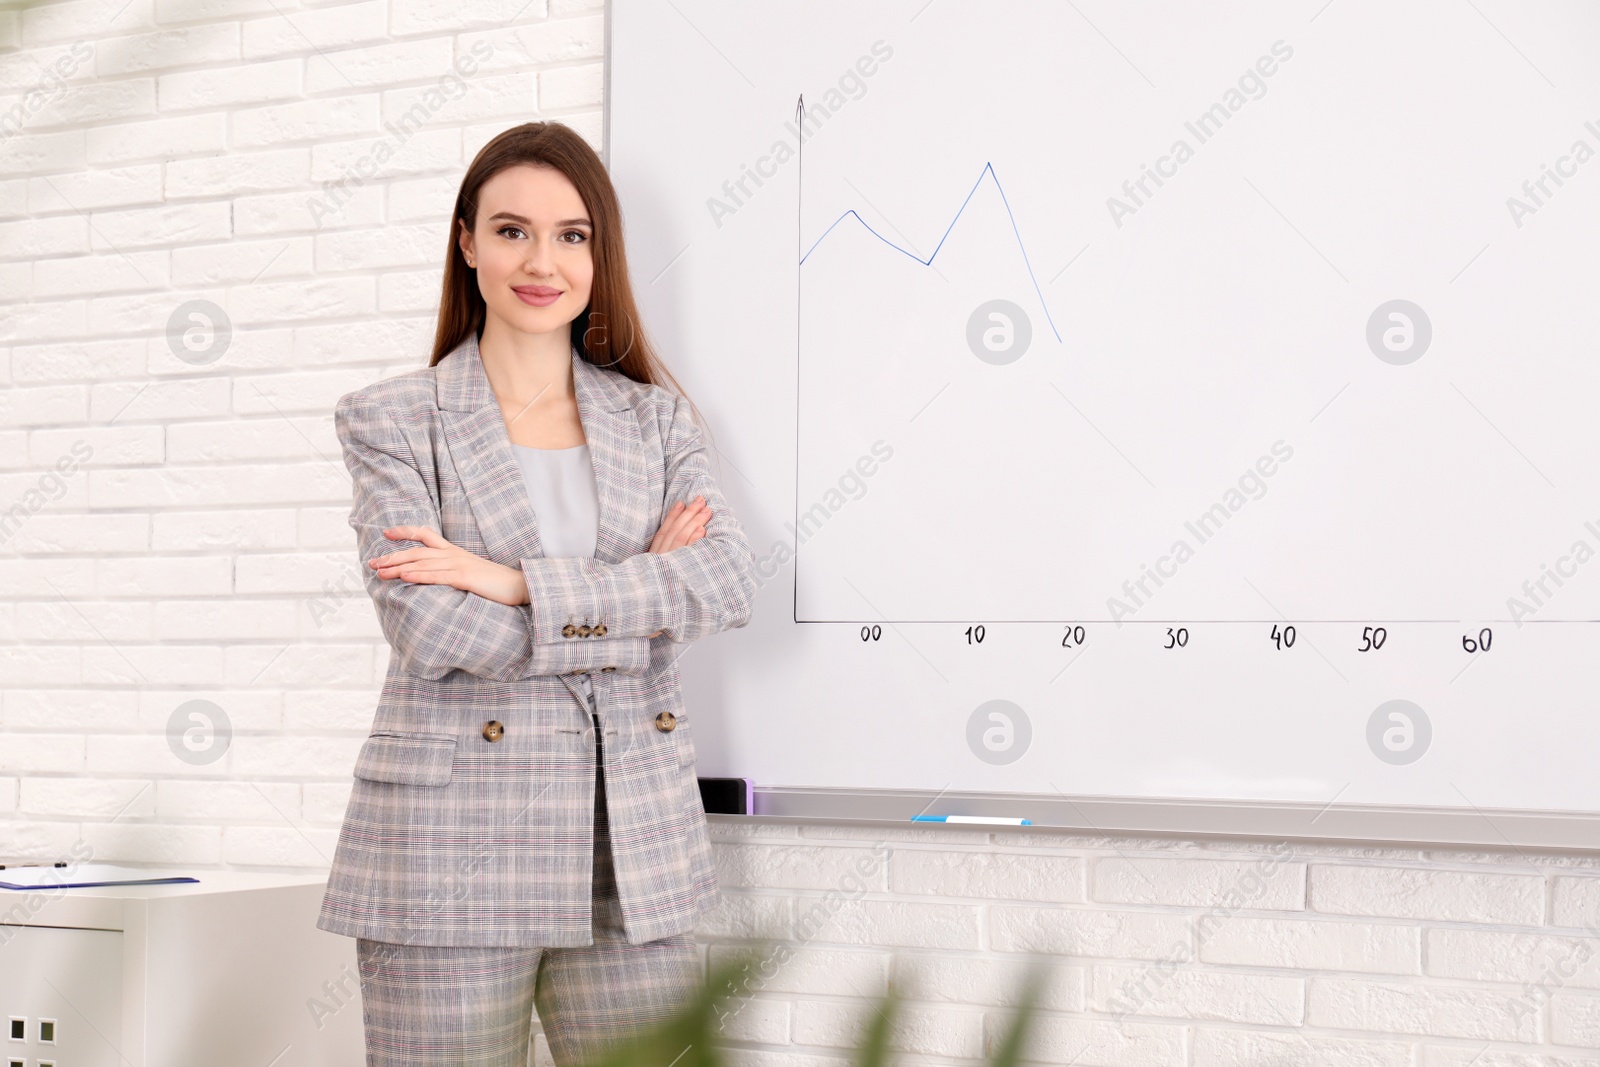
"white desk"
1,870,362,1067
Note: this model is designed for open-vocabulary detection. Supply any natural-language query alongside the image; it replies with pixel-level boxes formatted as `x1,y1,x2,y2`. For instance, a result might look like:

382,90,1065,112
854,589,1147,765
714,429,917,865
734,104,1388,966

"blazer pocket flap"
354,732,458,786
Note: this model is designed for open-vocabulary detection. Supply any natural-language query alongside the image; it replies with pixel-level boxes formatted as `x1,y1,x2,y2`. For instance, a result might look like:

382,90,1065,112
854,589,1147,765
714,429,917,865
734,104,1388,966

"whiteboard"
605,0,1600,848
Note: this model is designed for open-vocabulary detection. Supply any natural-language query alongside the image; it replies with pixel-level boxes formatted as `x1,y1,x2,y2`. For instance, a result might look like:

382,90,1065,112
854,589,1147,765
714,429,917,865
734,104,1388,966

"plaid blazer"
316,332,757,948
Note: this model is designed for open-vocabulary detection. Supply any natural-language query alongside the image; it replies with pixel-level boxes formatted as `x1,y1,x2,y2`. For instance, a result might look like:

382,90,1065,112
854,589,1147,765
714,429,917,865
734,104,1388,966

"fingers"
662,496,709,540
367,545,448,572
668,508,710,547
649,499,700,550
664,497,706,532
648,503,685,553
368,545,478,582
382,525,449,548
372,527,460,569
649,496,711,554
370,560,456,584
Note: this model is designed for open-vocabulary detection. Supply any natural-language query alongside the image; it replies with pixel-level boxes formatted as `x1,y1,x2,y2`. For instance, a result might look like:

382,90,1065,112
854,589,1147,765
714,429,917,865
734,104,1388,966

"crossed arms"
335,389,758,682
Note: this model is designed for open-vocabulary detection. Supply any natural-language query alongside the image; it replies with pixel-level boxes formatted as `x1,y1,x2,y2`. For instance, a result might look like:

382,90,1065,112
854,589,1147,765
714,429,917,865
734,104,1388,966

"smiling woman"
456,165,596,450
436,123,685,400
317,122,759,1067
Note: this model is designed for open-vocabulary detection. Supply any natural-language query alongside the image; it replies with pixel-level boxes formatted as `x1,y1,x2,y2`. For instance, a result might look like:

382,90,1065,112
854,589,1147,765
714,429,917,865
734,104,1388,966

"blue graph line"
799,161,1062,343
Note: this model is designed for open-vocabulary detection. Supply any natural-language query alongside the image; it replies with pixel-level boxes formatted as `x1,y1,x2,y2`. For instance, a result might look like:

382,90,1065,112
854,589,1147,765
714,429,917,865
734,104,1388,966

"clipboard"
0,863,200,890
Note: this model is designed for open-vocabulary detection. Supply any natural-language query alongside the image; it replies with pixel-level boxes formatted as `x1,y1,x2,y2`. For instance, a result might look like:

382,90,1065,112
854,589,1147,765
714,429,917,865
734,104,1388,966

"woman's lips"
512,286,562,307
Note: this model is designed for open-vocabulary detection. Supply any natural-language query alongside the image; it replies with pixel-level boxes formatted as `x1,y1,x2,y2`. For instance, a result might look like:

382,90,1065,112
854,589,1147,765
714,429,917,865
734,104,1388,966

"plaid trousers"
355,709,704,1065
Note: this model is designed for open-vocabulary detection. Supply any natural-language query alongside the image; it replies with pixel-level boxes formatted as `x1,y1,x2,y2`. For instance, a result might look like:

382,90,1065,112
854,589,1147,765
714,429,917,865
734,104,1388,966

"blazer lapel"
437,333,545,568
571,353,648,566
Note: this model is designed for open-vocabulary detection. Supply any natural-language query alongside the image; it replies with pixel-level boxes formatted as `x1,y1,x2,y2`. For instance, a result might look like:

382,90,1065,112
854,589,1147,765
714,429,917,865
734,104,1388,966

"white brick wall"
2,5,1598,1064
704,821,1600,1065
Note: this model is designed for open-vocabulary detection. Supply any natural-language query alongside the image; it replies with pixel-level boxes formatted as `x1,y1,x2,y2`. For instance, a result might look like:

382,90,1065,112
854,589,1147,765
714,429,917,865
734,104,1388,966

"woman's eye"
493,225,587,243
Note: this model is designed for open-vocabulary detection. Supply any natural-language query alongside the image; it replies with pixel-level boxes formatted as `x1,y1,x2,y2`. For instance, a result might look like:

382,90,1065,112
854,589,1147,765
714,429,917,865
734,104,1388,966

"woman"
316,122,758,1065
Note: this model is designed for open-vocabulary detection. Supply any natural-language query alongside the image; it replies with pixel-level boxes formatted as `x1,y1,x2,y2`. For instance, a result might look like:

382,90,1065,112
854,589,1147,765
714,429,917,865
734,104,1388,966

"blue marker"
912,814,1031,826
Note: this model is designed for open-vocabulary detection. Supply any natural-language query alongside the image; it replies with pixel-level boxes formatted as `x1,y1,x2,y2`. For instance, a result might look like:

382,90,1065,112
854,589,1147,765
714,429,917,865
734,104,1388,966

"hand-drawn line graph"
785,86,1600,628
791,92,1068,623
798,161,1063,343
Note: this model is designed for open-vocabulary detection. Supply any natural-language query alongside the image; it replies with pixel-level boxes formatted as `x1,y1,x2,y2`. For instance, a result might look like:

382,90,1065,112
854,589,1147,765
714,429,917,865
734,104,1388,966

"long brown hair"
429,122,688,405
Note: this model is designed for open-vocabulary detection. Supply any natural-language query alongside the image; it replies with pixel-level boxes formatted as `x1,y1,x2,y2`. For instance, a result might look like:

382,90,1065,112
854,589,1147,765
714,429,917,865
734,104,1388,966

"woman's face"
459,163,595,338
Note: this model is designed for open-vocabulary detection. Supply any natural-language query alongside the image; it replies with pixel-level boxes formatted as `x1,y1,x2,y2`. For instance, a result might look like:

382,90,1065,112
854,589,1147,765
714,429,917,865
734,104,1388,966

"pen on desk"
0,862,68,870
911,815,1031,826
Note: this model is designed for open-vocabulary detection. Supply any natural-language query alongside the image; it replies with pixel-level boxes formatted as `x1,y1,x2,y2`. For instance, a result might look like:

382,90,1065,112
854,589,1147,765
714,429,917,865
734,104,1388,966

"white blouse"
510,442,600,706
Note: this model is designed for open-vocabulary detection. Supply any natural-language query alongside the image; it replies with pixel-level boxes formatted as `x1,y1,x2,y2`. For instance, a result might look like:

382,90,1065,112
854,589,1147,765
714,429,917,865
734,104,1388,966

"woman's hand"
649,495,709,554
642,496,710,637
369,526,529,607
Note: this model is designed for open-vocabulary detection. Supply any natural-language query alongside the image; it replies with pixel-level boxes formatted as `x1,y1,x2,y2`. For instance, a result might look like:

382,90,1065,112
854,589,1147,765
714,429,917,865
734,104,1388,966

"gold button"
593,623,608,637
561,623,577,638
572,669,589,676
482,720,504,742
654,711,676,732
600,666,616,673
578,624,593,638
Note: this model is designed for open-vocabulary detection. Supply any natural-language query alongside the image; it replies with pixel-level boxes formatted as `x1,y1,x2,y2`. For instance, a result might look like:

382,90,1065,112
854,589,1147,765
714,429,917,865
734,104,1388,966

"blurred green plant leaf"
987,956,1049,1067
574,944,1052,1067
577,944,771,1067
850,982,903,1067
